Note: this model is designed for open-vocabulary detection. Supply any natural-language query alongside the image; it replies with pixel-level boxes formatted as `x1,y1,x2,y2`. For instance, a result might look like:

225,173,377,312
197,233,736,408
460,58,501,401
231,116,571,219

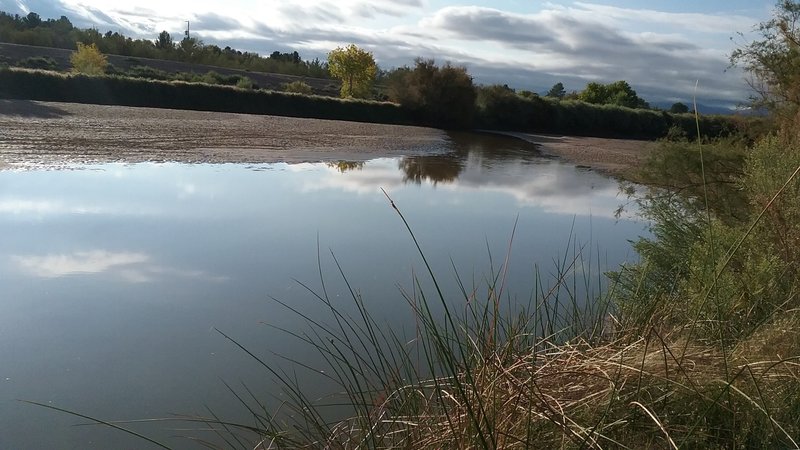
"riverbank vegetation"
0,68,411,124
0,64,744,139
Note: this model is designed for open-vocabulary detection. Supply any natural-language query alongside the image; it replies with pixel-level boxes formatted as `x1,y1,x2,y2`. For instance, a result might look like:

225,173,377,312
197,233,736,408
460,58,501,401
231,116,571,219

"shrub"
16,56,58,71
0,69,414,126
236,77,256,90
125,65,172,81
388,59,476,129
283,80,313,95
70,43,107,75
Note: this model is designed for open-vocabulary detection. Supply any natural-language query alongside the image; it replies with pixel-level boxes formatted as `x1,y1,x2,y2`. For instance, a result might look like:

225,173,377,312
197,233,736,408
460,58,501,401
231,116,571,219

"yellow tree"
327,44,377,98
70,42,108,75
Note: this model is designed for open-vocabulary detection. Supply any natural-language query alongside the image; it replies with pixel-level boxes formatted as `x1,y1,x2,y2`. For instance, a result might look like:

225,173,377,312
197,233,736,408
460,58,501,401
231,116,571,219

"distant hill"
0,42,341,97
649,101,744,116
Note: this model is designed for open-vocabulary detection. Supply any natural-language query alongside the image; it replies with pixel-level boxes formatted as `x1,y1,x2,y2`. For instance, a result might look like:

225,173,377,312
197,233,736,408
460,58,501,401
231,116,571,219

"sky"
1,0,777,107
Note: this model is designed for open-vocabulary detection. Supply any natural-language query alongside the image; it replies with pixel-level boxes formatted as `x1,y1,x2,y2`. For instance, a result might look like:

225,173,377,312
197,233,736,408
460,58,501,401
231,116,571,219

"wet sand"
0,100,654,173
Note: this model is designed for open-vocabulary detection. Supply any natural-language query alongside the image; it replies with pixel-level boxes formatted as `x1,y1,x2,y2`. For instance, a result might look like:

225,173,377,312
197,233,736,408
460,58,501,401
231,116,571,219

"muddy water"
0,133,646,448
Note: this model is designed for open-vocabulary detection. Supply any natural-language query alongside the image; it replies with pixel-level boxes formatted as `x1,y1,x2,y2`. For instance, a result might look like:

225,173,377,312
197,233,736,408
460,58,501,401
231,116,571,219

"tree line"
1,9,733,138
0,11,329,78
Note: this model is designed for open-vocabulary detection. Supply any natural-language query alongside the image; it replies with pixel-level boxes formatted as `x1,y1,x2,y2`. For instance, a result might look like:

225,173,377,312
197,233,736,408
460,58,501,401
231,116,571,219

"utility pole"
185,21,190,40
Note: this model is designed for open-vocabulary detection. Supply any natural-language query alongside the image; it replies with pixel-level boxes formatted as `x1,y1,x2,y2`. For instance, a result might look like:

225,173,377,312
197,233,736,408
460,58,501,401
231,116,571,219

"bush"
125,65,172,81
70,42,107,75
16,56,58,71
283,80,313,95
236,77,256,90
388,59,476,129
0,68,414,126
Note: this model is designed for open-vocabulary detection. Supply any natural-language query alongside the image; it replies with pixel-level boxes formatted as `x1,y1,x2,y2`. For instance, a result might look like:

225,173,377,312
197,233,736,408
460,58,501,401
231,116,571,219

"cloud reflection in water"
12,250,228,283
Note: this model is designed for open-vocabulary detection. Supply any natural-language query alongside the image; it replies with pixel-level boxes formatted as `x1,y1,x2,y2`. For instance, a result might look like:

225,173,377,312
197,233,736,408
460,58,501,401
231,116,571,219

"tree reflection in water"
327,160,365,173
399,131,543,185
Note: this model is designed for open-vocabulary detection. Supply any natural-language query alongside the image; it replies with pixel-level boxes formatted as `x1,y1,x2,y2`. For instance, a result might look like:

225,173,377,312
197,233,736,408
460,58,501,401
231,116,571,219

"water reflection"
397,132,543,185
305,132,624,218
327,161,365,173
0,132,645,449
12,249,230,283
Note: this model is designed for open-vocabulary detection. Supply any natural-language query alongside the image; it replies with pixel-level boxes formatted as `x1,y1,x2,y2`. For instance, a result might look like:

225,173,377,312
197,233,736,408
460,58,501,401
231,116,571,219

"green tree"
22,12,42,28
70,42,107,75
178,37,202,60
579,80,649,108
155,31,173,50
387,59,476,128
327,44,377,98
731,0,800,114
546,82,566,99
579,82,609,104
669,102,690,114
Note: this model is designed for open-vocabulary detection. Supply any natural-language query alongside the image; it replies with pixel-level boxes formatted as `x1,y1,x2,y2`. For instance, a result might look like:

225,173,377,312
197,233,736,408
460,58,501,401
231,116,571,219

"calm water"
0,133,645,448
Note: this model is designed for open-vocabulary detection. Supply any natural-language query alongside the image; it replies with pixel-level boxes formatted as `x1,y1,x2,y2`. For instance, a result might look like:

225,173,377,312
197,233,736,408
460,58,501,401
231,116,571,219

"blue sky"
1,0,776,107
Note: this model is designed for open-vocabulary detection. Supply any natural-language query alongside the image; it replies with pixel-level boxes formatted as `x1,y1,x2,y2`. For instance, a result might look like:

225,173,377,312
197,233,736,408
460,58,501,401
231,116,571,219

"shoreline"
482,130,656,176
1,100,654,173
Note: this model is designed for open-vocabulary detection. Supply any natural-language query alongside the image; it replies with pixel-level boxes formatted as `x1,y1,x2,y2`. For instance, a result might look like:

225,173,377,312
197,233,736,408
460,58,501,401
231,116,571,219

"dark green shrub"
387,59,476,129
16,56,57,70
0,69,413,126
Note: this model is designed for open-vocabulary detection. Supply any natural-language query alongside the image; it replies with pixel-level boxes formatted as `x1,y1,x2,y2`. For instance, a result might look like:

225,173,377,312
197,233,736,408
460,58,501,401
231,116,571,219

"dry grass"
306,322,799,449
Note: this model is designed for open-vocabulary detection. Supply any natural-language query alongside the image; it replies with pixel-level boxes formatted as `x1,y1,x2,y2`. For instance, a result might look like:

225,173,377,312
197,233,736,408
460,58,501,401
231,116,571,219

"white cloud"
571,2,755,34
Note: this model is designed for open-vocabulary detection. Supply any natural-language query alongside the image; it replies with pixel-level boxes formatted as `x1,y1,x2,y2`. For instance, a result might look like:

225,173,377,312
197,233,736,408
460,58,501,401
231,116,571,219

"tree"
70,42,107,75
669,102,690,114
178,37,202,60
155,31,173,50
546,82,566,99
327,44,377,98
578,80,649,108
731,0,800,114
22,12,42,28
387,59,476,128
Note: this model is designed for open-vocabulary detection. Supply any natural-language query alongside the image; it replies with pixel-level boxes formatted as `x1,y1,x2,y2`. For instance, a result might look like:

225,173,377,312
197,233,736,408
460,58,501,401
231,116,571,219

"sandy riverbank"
0,100,654,172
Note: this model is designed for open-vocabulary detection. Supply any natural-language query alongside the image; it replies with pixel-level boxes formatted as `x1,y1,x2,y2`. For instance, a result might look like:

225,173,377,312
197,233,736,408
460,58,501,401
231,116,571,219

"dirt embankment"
0,100,654,173
0,100,447,168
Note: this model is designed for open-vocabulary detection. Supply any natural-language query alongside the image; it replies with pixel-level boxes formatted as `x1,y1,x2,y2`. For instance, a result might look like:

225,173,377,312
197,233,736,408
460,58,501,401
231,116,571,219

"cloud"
419,5,747,106
193,12,244,32
571,2,755,34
